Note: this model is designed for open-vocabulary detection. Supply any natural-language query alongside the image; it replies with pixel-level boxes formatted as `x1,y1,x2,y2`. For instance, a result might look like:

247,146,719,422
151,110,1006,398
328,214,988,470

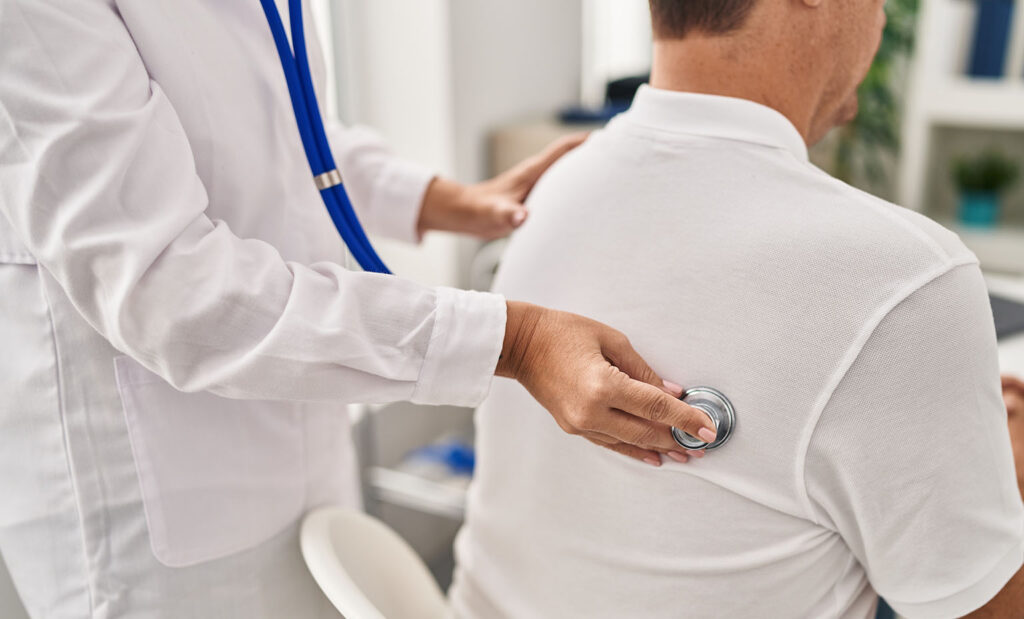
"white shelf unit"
944,219,1024,275
368,467,467,520
924,78,1024,128
353,402,474,518
900,0,1024,214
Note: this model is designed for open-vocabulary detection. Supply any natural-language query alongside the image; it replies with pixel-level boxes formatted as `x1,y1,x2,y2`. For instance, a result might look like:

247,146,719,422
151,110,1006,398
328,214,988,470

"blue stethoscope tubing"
259,0,391,274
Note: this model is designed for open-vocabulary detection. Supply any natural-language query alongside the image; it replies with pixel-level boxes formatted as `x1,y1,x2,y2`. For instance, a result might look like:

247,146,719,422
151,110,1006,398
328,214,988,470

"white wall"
448,0,583,183
328,0,460,287
326,1,583,288
446,1,583,286
581,0,652,107
332,0,457,174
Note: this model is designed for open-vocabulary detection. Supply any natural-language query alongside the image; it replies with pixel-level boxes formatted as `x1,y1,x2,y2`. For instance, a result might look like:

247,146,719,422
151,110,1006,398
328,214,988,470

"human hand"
416,133,589,240
496,301,718,467
1004,375,1024,498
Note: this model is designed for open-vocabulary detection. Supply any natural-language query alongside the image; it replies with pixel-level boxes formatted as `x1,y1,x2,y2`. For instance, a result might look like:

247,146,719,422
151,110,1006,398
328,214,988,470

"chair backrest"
300,507,449,619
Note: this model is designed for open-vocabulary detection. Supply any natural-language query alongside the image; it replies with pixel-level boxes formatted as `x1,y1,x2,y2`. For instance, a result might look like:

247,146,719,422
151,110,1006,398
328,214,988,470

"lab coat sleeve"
326,122,435,244
804,263,1024,619
0,0,505,407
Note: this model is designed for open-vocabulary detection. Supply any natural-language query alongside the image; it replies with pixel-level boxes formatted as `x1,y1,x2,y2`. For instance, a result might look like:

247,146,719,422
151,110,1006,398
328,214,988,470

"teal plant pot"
958,191,1000,228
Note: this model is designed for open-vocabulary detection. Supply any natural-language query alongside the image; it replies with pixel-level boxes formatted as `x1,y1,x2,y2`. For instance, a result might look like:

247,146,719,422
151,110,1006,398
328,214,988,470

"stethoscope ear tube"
260,0,391,274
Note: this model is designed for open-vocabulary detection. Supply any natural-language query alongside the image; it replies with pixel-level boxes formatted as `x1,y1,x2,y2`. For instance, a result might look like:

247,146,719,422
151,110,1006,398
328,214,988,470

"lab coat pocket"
114,355,306,568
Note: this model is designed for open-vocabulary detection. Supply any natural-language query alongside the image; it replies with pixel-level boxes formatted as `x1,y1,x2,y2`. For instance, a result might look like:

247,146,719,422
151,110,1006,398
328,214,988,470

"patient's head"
648,0,887,145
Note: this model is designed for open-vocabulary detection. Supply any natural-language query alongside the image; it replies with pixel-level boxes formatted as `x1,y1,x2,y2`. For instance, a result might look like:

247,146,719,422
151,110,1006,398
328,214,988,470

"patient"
450,1,1024,617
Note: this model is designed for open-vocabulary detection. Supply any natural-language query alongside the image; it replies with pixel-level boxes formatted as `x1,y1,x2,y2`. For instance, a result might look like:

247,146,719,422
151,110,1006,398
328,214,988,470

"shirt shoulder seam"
794,256,980,523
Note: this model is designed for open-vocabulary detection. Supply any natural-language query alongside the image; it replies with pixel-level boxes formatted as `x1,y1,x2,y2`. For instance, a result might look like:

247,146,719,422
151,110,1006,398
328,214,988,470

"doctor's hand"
1004,375,1024,499
496,302,718,467
417,133,589,241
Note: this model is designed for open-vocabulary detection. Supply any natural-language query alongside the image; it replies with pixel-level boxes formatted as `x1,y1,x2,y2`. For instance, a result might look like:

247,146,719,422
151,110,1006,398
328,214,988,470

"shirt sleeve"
805,262,1024,619
0,0,505,407
326,121,435,244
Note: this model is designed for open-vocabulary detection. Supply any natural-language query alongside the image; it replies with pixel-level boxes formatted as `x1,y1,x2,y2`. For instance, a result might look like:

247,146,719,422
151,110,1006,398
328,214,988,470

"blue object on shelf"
559,75,649,125
559,102,632,125
410,441,476,476
968,0,1015,78
958,191,1001,227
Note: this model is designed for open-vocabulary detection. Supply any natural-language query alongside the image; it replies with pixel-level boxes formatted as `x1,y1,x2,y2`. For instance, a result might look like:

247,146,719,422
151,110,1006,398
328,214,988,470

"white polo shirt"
450,86,1024,619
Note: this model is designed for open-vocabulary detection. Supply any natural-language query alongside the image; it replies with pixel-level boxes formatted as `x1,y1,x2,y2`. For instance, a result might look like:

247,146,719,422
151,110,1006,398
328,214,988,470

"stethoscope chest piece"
671,386,736,451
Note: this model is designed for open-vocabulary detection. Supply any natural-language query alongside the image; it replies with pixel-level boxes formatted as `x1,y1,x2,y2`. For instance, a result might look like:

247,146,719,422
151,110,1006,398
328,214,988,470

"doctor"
0,1,715,617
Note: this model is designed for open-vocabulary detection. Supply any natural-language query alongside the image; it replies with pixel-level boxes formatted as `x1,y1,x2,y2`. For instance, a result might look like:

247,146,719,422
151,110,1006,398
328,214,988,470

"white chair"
300,507,450,619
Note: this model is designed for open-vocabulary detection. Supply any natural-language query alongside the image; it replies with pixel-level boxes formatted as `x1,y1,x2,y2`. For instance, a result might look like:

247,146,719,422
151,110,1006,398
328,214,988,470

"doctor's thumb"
603,334,684,398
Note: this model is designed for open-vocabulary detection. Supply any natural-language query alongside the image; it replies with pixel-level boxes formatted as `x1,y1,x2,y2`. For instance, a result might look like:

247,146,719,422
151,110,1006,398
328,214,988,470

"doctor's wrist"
417,177,466,238
1005,376,1024,499
495,301,544,381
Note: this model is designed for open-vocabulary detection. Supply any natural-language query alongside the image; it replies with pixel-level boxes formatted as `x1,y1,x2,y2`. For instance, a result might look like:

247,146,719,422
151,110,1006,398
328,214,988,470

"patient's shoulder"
795,163,976,267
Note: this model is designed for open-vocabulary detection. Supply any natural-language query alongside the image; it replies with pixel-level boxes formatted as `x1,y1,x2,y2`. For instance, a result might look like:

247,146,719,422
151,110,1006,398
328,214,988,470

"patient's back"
451,89,1023,619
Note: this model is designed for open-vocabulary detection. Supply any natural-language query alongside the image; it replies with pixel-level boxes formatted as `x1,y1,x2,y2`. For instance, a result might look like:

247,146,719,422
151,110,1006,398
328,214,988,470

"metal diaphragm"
671,386,736,451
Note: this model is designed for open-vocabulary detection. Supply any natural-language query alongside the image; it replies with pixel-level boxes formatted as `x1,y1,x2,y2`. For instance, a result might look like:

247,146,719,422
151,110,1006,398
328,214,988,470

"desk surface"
990,274,1024,377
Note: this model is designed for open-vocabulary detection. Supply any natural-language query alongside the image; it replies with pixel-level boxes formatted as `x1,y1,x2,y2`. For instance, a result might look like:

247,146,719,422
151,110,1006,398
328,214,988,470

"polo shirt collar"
618,85,810,162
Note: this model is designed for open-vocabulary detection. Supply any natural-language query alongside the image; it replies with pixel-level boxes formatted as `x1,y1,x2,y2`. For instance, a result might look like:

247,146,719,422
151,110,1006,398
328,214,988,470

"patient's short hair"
648,0,758,38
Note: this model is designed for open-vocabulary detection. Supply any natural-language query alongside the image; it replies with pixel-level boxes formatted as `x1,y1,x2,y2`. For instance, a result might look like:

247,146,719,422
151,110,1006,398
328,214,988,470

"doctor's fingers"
1003,375,1024,396
612,379,718,447
1007,389,1024,420
503,132,590,198
584,408,692,454
585,430,696,463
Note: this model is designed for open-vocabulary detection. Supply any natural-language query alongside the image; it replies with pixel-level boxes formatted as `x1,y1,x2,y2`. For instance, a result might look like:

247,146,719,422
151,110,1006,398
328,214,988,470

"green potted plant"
832,0,919,190
952,150,1019,228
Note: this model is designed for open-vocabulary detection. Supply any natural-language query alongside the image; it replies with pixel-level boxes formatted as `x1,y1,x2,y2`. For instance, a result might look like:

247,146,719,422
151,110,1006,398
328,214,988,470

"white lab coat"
0,1,506,617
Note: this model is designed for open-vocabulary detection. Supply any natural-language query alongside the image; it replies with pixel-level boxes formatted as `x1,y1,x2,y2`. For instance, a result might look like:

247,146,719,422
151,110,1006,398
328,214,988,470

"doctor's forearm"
1005,376,1024,499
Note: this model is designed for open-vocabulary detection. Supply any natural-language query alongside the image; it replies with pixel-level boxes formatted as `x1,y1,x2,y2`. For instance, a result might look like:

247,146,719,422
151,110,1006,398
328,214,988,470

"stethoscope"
672,387,736,451
259,0,391,274
260,1,738,450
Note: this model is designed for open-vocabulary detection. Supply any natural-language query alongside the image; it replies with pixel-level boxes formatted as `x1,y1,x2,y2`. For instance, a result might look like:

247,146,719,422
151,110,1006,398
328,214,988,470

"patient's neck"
650,37,823,144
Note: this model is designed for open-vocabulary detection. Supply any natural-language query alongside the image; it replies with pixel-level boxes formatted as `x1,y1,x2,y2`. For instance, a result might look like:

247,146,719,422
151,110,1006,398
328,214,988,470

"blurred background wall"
321,0,583,288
